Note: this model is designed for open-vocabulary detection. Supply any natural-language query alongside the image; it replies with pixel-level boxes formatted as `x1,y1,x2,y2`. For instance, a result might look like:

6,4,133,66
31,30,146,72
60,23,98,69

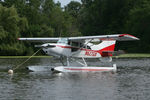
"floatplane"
18,34,139,73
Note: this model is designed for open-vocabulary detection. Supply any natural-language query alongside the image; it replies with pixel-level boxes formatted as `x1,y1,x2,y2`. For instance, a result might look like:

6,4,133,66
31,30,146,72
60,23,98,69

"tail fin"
90,40,116,57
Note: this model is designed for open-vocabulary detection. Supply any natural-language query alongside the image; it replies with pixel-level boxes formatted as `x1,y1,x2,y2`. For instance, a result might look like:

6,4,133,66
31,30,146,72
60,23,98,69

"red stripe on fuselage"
64,68,110,71
56,45,72,48
80,44,115,57
99,44,115,52
56,44,115,57
56,45,93,51
97,44,115,57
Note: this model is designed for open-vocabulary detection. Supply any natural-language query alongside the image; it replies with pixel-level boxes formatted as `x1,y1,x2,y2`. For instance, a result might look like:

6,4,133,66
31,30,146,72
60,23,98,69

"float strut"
67,57,70,66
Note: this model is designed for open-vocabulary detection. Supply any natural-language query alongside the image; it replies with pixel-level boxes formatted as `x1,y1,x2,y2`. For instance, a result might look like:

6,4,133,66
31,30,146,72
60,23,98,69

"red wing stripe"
119,34,137,38
56,45,72,48
64,68,110,71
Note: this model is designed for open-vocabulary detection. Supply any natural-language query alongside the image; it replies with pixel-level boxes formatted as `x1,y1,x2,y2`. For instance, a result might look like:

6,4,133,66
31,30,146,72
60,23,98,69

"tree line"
0,0,149,56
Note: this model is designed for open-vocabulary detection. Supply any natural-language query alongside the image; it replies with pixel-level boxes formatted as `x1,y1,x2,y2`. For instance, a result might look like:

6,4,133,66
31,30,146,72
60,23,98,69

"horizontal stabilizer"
101,52,113,57
102,51,114,53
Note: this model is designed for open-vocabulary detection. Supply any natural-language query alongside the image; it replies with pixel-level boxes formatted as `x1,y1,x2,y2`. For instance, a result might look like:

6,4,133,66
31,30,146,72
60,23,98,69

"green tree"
64,1,82,37
125,0,150,52
65,1,81,18
0,5,28,55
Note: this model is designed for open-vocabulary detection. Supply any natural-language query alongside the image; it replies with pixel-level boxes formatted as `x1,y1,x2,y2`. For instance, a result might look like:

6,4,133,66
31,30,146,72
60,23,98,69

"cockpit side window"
70,41,91,49
71,42,79,47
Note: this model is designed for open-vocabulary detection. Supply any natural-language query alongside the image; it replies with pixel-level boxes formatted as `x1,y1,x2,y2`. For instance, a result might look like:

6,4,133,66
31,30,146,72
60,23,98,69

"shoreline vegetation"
0,1,150,55
0,54,150,58
113,54,150,58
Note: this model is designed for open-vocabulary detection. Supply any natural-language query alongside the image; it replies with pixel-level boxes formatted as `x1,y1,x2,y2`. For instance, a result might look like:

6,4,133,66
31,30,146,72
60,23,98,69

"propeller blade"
35,44,56,48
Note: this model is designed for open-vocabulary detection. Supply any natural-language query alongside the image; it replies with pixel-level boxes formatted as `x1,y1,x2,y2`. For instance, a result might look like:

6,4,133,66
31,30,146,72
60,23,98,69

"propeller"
35,44,56,48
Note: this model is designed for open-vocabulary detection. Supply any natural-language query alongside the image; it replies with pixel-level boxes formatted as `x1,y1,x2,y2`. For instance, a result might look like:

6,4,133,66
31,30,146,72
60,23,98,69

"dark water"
0,58,150,100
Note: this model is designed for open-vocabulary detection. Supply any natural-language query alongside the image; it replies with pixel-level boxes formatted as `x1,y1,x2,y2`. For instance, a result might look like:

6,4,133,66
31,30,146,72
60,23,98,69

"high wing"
68,34,139,42
18,34,139,42
18,37,59,42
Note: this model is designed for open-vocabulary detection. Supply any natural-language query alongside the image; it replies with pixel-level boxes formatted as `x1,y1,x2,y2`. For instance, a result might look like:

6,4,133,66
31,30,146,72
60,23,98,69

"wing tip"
119,34,139,40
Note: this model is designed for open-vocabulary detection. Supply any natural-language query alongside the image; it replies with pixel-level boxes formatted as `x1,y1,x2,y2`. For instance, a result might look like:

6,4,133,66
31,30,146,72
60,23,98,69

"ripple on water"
0,58,150,100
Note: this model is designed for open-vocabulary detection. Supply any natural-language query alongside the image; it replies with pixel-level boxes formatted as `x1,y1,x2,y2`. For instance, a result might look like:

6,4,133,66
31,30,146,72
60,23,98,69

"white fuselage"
42,43,71,57
42,42,102,58
42,38,116,58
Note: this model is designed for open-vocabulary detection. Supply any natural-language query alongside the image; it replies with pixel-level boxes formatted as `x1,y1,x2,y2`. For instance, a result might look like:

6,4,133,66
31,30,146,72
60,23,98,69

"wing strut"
70,58,87,67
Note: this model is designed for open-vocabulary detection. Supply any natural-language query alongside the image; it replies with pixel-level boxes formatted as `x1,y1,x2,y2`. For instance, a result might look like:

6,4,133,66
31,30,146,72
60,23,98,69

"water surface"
0,58,150,100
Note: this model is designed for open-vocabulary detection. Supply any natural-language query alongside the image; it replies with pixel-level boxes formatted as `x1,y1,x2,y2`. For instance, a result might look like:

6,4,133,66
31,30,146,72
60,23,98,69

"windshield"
57,38,68,44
